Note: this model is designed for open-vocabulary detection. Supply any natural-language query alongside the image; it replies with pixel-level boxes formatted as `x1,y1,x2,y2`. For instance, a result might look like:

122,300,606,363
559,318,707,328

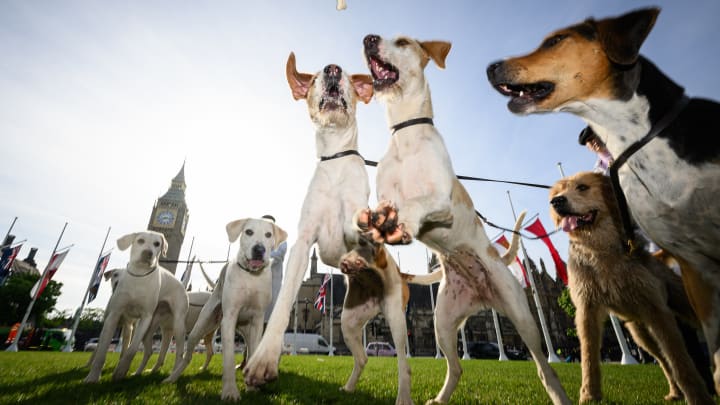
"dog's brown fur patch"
549,171,711,403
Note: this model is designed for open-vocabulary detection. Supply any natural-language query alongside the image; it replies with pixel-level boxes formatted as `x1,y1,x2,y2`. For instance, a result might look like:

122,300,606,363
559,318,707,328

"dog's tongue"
561,216,578,232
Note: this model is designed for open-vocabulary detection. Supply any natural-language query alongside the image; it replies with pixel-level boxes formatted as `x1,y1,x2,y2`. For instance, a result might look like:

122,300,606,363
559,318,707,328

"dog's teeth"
519,90,524,97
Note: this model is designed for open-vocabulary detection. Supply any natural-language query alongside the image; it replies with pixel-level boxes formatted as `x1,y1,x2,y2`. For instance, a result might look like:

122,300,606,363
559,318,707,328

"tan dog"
487,8,720,393
165,218,287,401
339,235,442,404
84,231,188,383
356,34,569,405
549,171,713,404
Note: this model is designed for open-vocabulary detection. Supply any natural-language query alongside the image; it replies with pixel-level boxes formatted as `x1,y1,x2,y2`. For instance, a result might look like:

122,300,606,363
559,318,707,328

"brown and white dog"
243,54,418,402
357,34,570,405
549,171,713,404
487,8,720,394
338,235,442,404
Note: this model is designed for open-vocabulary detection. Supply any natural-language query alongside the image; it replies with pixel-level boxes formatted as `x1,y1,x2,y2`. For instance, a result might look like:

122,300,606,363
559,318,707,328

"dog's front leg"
382,294,413,405
340,298,379,393
221,305,242,401
84,310,122,383
576,303,605,403
244,237,314,386
112,316,153,381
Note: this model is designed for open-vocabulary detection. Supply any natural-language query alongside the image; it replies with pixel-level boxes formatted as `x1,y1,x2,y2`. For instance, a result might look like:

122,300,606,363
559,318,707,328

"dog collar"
320,149,363,162
608,94,690,254
236,261,264,274
390,117,434,134
126,265,158,277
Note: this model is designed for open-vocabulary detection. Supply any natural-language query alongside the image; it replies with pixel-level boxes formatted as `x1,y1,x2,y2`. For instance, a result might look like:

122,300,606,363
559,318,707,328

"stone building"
147,162,189,274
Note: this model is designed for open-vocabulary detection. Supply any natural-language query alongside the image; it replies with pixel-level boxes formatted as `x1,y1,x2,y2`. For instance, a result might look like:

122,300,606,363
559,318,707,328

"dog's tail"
403,269,443,285
502,210,526,266
199,262,217,290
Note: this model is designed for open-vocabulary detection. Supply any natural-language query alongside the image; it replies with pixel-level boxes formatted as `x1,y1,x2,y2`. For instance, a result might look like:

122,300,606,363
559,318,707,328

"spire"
159,161,187,202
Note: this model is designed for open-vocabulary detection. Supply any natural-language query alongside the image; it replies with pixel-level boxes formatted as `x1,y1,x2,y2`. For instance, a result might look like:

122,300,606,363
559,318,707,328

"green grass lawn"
0,351,703,404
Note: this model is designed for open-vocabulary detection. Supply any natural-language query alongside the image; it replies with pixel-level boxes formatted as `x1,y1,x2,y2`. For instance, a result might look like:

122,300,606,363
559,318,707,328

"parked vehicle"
365,341,396,357
84,337,99,352
464,341,527,360
283,333,334,355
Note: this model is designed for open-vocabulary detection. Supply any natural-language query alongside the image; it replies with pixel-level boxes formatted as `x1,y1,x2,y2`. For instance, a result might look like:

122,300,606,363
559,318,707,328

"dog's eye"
576,184,589,192
395,38,410,47
153,241,160,247
245,229,254,236
541,34,568,49
137,238,144,245
265,232,271,238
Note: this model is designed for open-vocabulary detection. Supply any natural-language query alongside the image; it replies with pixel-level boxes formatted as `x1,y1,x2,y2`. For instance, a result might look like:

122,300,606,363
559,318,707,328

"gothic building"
147,163,189,274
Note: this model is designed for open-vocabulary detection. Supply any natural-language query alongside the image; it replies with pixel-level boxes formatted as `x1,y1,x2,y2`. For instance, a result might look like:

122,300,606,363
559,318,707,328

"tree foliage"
0,272,62,326
557,287,577,337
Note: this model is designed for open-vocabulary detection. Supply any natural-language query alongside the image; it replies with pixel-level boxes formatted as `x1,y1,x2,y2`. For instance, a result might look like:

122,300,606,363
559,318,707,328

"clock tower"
148,162,189,274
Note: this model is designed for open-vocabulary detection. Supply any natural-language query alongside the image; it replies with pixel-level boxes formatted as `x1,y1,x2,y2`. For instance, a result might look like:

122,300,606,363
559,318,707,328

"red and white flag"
314,273,331,313
493,235,530,288
30,248,71,299
524,218,568,285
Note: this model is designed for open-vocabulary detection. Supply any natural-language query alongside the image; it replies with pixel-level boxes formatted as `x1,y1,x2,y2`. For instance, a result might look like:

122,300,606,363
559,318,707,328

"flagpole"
7,221,68,352
292,300,298,355
64,226,111,352
2,217,18,248
426,249,441,359
328,266,334,356
492,310,509,361
557,162,566,178
506,192,560,363
460,324,470,360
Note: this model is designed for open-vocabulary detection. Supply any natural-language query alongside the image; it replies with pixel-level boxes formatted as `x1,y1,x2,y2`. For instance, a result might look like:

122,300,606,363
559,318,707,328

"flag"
0,243,23,284
493,235,529,288
181,256,195,291
314,273,330,314
87,251,112,303
30,248,70,299
524,218,568,285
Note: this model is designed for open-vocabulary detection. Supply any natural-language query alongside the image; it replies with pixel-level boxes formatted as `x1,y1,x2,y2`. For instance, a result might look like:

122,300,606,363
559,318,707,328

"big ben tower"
148,162,189,274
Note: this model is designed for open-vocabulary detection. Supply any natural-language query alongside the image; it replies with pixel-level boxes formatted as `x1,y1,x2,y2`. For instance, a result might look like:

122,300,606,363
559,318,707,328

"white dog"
165,218,287,401
243,54,379,390
357,35,570,405
84,231,188,383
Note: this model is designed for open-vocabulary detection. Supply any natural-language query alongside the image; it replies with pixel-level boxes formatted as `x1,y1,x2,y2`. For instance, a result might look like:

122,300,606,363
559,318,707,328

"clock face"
156,210,175,225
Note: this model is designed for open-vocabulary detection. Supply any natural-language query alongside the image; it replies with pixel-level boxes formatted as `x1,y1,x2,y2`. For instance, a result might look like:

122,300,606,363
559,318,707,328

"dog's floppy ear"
103,269,117,281
594,7,659,65
286,52,314,100
117,233,137,251
271,224,288,250
226,218,249,243
351,74,374,104
420,41,451,69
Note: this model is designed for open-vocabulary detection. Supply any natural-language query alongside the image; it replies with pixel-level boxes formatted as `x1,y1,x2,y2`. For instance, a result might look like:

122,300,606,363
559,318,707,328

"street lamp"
302,298,311,332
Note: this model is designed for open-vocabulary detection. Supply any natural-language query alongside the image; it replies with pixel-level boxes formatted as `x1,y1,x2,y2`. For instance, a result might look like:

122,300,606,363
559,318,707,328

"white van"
283,333,335,355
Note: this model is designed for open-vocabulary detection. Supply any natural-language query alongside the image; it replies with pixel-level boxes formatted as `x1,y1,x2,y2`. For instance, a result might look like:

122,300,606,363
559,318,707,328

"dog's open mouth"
319,84,348,111
246,258,266,271
559,210,597,232
367,55,399,90
493,81,554,112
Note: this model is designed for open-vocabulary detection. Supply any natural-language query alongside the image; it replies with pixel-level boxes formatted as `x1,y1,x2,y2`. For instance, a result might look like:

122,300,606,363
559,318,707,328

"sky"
1,0,719,315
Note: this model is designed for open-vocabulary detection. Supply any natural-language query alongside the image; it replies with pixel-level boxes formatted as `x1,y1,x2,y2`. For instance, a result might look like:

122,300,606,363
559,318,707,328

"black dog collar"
320,149,363,162
391,117,434,134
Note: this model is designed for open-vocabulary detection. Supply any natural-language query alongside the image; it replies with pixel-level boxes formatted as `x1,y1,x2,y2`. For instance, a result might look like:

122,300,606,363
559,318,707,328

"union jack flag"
0,243,23,285
314,273,331,314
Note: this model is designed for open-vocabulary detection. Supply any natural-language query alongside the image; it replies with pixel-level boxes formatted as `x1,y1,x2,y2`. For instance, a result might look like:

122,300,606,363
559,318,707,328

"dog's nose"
550,196,567,209
251,244,266,259
364,34,380,52
324,64,342,78
486,60,504,80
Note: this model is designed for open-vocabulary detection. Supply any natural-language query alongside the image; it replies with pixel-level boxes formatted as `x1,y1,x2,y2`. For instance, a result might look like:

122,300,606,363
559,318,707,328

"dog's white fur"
84,231,188,383
165,218,287,401
359,35,570,405
242,54,378,392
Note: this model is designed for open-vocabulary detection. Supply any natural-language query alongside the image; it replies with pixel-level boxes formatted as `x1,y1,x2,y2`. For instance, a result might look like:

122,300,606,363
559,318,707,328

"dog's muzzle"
319,64,347,111
363,34,399,90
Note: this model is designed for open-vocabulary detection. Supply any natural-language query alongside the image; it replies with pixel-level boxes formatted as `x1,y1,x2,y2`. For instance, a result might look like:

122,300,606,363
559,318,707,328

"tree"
0,272,62,326
557,287,577,337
